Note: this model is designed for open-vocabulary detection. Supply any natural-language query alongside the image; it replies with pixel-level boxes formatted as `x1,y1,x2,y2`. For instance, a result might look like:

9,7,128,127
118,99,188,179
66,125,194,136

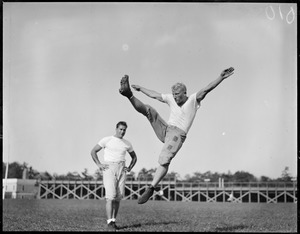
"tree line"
2,161,295,183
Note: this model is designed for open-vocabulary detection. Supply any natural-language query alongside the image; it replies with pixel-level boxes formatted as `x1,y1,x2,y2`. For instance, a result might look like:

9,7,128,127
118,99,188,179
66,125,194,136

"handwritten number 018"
266,5,295,24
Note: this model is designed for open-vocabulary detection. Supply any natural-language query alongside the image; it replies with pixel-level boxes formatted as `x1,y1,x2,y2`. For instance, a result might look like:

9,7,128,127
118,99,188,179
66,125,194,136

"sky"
3,2,297,180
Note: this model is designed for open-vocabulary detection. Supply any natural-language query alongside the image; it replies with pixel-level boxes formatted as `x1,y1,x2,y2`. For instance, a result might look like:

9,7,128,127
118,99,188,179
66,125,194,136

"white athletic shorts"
103,161,126,201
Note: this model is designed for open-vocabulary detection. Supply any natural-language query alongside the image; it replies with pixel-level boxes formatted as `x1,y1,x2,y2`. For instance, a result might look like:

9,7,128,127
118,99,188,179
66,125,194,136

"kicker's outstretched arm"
196,67,235,102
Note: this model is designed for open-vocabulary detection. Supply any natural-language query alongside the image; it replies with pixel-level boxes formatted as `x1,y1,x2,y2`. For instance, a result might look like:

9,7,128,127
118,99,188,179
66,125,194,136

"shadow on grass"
117,220,180,230
214,224,249,232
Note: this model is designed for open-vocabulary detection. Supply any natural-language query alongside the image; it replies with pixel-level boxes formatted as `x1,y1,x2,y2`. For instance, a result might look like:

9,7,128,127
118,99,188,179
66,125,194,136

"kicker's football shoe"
119,75,133,98
137,186,155,204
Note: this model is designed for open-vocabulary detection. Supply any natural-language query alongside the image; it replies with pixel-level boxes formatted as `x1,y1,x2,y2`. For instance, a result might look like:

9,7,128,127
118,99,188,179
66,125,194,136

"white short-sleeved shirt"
98,136,133,162
161,93,200,133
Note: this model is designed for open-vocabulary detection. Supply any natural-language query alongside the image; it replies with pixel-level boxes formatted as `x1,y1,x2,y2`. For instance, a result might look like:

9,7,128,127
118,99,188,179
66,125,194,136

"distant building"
2,179,38,199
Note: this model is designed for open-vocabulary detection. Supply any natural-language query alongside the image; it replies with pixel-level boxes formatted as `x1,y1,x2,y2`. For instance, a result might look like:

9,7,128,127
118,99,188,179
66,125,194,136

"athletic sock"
107,219,114,224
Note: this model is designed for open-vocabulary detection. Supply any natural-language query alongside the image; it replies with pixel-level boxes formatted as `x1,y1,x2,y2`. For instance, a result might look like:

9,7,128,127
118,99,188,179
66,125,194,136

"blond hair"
171,82,187,93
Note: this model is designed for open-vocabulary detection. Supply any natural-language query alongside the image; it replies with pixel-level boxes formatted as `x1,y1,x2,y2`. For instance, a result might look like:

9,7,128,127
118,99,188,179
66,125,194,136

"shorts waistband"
168,125,187,135
104,161,125,164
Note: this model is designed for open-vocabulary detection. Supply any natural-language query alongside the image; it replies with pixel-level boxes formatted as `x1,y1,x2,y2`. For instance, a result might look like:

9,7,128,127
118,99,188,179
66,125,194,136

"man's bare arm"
125,151,137,172
131,85,164,102
91,145,108,171
196,67,234,102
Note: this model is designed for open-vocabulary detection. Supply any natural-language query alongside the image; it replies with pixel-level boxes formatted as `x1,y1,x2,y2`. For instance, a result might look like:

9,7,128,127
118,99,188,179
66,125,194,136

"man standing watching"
91,121,137,230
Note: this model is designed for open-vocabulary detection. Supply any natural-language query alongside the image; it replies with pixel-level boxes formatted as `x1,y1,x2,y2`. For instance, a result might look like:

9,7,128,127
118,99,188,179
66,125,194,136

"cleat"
119,75,133,98
138,186,155,204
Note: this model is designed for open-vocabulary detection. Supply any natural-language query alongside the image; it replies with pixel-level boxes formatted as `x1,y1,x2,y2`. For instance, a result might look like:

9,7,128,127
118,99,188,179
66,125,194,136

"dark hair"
116,121,127,129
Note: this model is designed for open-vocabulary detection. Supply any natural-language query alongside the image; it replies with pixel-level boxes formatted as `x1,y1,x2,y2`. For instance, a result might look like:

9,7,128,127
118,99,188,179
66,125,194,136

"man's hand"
131,85,141,91
98,164,109,171
124,166,131,173
220,67,234,79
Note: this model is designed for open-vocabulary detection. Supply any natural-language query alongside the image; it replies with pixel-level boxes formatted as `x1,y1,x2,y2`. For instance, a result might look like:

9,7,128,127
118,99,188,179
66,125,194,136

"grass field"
2,199,297,232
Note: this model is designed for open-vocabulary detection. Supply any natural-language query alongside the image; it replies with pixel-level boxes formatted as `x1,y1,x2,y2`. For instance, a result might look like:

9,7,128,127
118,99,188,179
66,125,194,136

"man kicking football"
119,67,235,204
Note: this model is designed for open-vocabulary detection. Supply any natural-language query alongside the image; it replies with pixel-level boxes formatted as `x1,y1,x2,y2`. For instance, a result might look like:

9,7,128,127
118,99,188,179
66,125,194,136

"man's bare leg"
106,199,113,221
106,199,118,230
151,165,168,188
112,200,120,222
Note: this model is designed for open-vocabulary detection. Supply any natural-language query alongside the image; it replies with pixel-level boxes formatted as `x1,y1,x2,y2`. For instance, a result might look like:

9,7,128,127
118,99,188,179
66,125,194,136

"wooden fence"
37,180,297,203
